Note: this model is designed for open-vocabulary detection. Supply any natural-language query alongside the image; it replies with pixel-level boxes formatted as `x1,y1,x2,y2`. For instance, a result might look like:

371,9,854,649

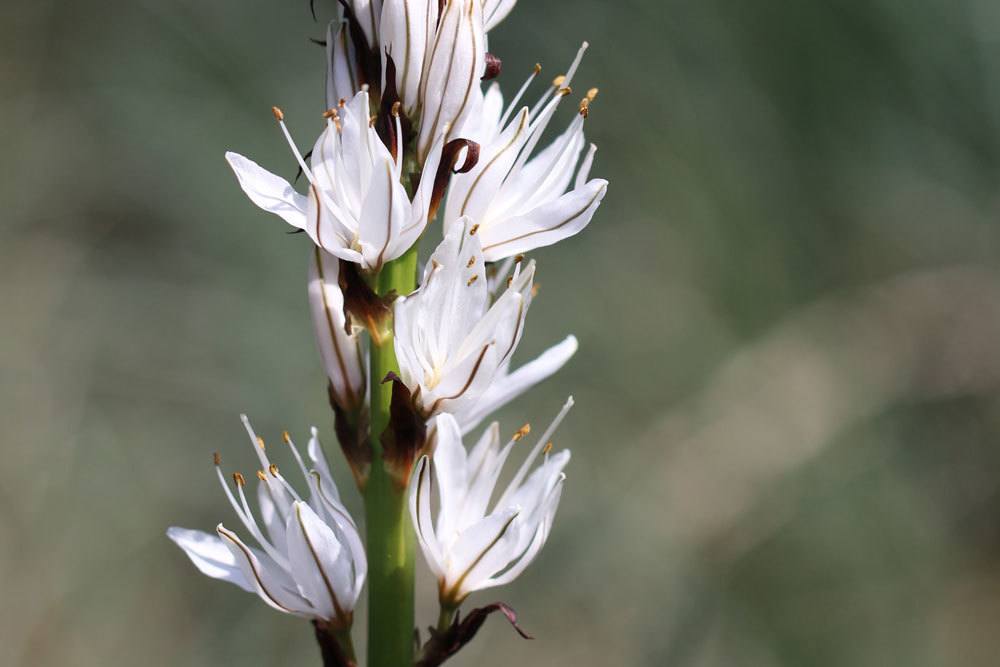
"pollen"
469,224,480,235
322,108,339,119
579,98,590,118
558,86,573,97
233,471,246,487
542,441,554,455
391,101,402,117
552,74,566,88
533,62,542,75
269,463,280,477
513,423,532,441
466,255,476,268
339,98,346,108
256,436,266,450
467,274,479,287
282,430,292,444
213,452,222,466
256,470,267,482
271,106,284,121
586,87,599,101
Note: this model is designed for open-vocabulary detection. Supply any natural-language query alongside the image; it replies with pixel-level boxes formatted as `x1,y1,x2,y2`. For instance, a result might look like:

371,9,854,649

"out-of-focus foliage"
3,0,1000,665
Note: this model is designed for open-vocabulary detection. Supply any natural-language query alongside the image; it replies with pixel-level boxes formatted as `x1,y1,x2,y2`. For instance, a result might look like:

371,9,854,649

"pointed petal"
285,502,354,619
479,179,608,261
167,527,254,593
458,335,578,434
225,152,308,229
216,524,312,616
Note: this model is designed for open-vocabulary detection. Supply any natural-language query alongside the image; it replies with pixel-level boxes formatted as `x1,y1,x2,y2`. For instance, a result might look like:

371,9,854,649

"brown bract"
415,602,532,667
429,138,481,220
337,259,394,342
379,372,428,485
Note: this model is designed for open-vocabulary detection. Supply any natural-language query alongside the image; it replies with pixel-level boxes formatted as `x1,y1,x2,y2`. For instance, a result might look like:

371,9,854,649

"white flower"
409,400,572,605
379,0,439,116
308,247,366,410
341,0,383,49
168,417,366,625
443,43,608,261
225,90,444,272
394,219,575,427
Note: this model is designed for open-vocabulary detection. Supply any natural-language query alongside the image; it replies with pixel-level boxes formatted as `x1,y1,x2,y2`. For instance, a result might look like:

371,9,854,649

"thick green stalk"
365,246,419,667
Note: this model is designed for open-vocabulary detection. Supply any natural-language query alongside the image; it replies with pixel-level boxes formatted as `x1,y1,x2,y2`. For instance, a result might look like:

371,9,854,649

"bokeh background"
5,0,1000,665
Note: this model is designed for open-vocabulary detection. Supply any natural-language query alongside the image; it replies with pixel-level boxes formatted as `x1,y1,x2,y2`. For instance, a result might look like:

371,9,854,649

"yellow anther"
256,436,266,450
282,430,292,444
542,441,553,455
513,423,531,441
271,106,284,121
256,470,267,482
579,98,590,118
233,471,246,487
469,224,480,235
338,98,346,108
531,283,540,297
268,463,280,477
558,86,572,97
533,63,542,75
466,255,476,268
322,108,339,119
369,114,377,127
586,87,599,101
552,74,566,87
467,274,479,287
514,254,525,263
213,452,222,466
391,101,402,117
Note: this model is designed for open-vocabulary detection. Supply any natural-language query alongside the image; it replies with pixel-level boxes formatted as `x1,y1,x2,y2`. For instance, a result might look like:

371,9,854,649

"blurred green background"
4,0,1000,665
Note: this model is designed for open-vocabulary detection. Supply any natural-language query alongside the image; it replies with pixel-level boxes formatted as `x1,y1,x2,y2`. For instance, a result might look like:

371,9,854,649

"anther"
369,114,377,127
283,431,292,444
579,98,590,118
558,86,573,97
513,423,532,441
552,74,566,88
531,284,540,297
338,98,346,108
271,106,284,121
257,436,266,450
533,63,542,74
269,463,280,477
469,224,480,235
256,470,267,482
586,87,599,101
542,441,553,455
514,254,525,264
391,101,401,117
213,452,222,466
466,256,476,268
322,108,339,119
467,274,479,286
233,471,246,487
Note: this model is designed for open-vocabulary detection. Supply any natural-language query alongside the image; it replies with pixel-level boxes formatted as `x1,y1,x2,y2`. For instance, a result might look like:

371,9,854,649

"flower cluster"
170,1,606,664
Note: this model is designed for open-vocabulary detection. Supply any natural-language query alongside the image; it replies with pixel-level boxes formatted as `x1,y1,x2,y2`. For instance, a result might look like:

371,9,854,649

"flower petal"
225,152,308,229
167,527,254,593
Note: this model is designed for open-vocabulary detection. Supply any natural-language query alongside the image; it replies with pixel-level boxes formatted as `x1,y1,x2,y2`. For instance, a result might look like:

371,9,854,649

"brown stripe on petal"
480,186,605,255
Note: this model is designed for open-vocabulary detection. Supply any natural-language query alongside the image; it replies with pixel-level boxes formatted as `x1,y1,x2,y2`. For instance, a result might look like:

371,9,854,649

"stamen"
256,470,267,481
213,452,221,466
322,108,339,119
338,98,346,107
283,430,313,484
542,441,553,455
273,108,319,186
586,87,599,101
467,255,476,268
269,463,280,477
514,254,525,263
257,436,266,450
498,397,575,507
513,423,531,441
579,98,590,118
233,471,246,487
499,62,543,130
469,224,480,235
551,74,566,88
467,274,479,287
531,284,540,297
391,101,402,117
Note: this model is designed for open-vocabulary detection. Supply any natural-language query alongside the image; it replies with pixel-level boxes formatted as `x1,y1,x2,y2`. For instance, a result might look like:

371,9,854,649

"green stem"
365,246,419,667
436,604,458,634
